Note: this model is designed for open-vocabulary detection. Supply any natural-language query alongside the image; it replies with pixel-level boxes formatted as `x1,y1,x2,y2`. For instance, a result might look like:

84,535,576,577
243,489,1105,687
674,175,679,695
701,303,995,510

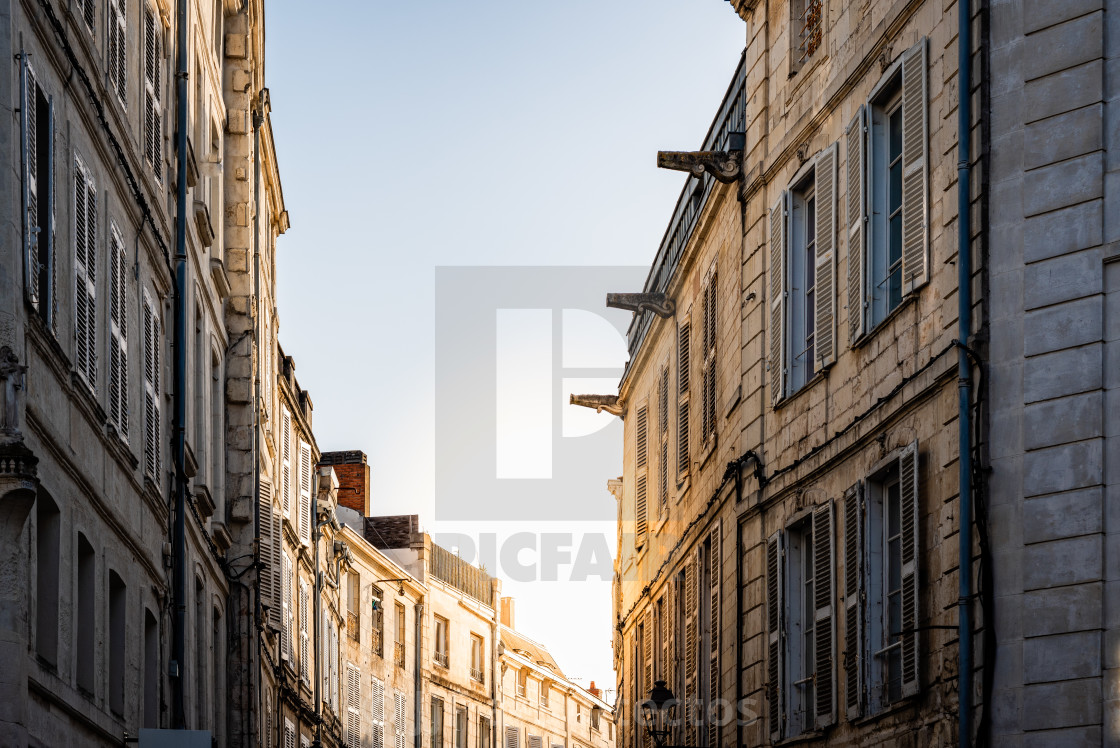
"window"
194,300,205,460
576,703,581,723
394,690,407,748
848,40,928,341
699,270,717,443
434,614,449,667
36,493,60,665
21,59,56,328
346,664,361,748
703,525,721,748
213,606,224,744
142,292,161,481
540,680,550,709
196,578,207,727
766,504,835,741
144,609,159,727
212,0,223,60
431,697,444,748
281,407,292,517
769,145,837,404
259,479,282,632
470,633,484,683
455,706,467,748
372,586,384,656
210,348,223,507
107,0,126,106
284,720,295,748
109,570,126,715
504,727,519,748
395,603,406,668
657,365,669,513
676,318,690,480
299,440,312,544
108,226,128,438
517,668,527,698
299,582,310,682
634,403,648,550
76,533,95,694
281,553,293,663
143,7,163,180
591,707,601,732
844,441,921,717
790,0,823,74
479,716,491,748
77,0,95,29
371,676,386,748
74,154,97,390
346,572,360,642
527,736,542,748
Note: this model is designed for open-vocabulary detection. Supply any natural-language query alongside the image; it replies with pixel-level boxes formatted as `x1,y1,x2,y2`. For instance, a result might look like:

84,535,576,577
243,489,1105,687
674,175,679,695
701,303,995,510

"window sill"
773,367,829,411
775,729,827,746
852,694,919,727
698,435,717,470
853,293,919,350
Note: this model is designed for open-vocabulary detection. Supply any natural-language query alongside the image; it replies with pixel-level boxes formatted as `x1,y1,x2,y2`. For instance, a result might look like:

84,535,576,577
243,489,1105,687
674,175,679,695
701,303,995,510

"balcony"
373,628,383,657
625,52,747,370
347,612,359,642
394,641,405,668
434,650,448,669
470,667,484,683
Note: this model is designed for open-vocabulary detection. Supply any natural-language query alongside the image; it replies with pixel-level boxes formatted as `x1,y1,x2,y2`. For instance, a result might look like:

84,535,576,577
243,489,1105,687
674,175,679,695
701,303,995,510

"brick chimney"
588,681,601,698
319,451,370,515
500,596,515,629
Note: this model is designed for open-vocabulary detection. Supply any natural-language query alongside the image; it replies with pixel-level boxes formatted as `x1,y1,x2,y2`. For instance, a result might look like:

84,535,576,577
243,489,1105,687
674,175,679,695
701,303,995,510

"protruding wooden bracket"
569,394,623,417
605,292,675,318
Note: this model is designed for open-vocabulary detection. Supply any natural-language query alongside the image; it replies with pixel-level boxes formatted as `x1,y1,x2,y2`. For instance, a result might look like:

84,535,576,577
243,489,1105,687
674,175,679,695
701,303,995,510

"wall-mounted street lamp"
371,578,408,607
640,680,677,748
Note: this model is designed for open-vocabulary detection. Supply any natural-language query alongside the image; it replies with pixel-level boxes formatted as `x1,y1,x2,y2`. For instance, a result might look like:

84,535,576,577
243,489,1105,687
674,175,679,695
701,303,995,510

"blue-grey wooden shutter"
845,108,866,345
769,194,787,406
900,40,929,294
843,482,865,720
899,441,921,697
766,532,784,742
814,144,837,368
812,501,836,728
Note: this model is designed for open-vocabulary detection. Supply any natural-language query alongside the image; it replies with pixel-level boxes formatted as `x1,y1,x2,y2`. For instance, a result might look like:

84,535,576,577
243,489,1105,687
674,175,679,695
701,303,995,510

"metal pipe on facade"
956,0,974,744
414,600,424,748
171,0,190,728
251,88,265,748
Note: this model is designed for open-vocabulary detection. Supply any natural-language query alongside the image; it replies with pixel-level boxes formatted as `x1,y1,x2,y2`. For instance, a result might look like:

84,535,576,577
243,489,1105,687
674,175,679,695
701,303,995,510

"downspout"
171,0,190,728
414,600,424,748
251,91,264,748
490,582,500,748
956,0,974,744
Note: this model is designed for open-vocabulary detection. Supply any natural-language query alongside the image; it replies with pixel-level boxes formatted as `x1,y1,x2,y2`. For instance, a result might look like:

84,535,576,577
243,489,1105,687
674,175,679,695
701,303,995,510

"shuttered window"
284,720,296,748
394,691,407,748
843,482,865,719
299,582,310,682
281,407,292,515
107,0,127,106
707,523,721,748
371,676,386,748
683,553,698,746
108,225,128,438
346,664,361,748
22,60,56,327
700,270,717,442
259,479,282,630
634,404,648,551
504,727,518,748
78,0,95,29
74,154,98,390
142,292,161,480
850,39,928,341
771,145,838,404
657,365,669,513
143,8,163,180
676,316,690,478
299,440,312,544
281,554,292,662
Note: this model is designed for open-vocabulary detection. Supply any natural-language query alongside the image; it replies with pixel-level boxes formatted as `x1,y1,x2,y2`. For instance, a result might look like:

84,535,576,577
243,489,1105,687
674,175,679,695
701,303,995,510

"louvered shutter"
766,532,784,742
504,727,518,748
658,367,669,511
677,318,690,477
74,158,97,388
109,229,128,437
666,579,676,704
81,0,95,28
300,583,310,680
395,691,407,748
281,408,291,515
845,109,867,345
143,294,161,479
900,40,929,295
371,676,386,748
144,9,162,180
626,635,635,748
708,523,721,748
347,664,361,748
705,273,717,440
843,482,865,720
684,556,697,745
660,594,669,683
108,0,126,105
812,502,836,728
635,473,648,551
636,405,648,469
22,60,41,309
814,145,838,368
281,555,291,661
284,721,296,748
642,612,653,706
899,441,920,697
259,479,279,628
528,735,542,748
299,441,312,543
769,195,787,406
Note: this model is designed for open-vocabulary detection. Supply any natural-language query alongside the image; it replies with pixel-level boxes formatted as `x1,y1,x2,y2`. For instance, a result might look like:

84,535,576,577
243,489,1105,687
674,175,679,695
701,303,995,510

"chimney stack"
588,681,601,698
500,596,515,629
319,451,370,515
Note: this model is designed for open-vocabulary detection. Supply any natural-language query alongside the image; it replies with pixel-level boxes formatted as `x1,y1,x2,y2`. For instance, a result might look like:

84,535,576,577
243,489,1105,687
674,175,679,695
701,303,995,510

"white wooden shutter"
636,404,648,469
347,664,361,748
769,194,787,406
900,40,929,294
845,108,867,345
684,555,698,745
658,367,669,512
74,156,97,389
527,735,542,748
299,441,312,543
143,8,163,180
281,554,291,661
635,478,648,551
504,727,518,748
642,611,652,704
300,583,310,680
284,720,296,748
22,60,42,310
899,441,920,697
108,0,126,105
371,676,386,748
708,523,721,748
766,532,784,742
676,317,690,478
80,0,95,28
703,272,717,441
812,501,836,728
143,293,160,479
394,691,407,748
843,482,865,720
281,407,292,515
109,227,128,437
259,479,280,628
814,145,838,368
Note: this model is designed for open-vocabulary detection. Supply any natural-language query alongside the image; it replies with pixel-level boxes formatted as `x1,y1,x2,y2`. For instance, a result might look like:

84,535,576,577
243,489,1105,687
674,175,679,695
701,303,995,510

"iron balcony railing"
434,650,449,668
347,612,360,642
394,641,406,668
625,51,747,371
470,666,484,683
430,543,491,604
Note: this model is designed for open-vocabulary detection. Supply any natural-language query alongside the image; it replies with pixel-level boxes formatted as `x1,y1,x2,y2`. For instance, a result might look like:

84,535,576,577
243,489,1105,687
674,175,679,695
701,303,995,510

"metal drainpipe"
251,91,264,748
414,600,424,748
171,0,190,728
956,0,974,744
313,472,323,747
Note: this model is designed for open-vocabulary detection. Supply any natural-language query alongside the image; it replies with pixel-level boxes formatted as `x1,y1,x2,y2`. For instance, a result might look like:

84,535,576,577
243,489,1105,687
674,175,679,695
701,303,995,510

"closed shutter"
814,144,838,369
299,583,310,680
259,479,280,628
708,523,721,748
80,0,95,28
281,555,291,661
660,593,669,683
700,273,717,442
658,367,668,512
769,195,787,406
347,664,361,748
371,676,386,748
845,108,867,345
108,0,126,105
676,317,690,478
635,473,648,551
142,293,160,479
642,612,652,706
812,502,836,728
144,9,163,180
684,555,697,745
843,482,865,720
504,727,518,748
527,736,542,748
281,408,292,515
636,402,648,550
626,635,635,748
394,691,407,748
900,40,929,295
766,532,784,742
299,441,312,543
74,157,97,389
284,720,296,748
108,228,128,436
22,60,53,316
899,441,920,697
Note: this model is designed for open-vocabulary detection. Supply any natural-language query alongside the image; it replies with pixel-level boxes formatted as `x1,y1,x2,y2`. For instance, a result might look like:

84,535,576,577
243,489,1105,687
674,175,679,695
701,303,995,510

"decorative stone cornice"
726,0,751,20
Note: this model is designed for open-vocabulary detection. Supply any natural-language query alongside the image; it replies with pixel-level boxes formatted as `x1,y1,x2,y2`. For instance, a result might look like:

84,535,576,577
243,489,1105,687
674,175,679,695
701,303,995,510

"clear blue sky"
267,0,745,690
